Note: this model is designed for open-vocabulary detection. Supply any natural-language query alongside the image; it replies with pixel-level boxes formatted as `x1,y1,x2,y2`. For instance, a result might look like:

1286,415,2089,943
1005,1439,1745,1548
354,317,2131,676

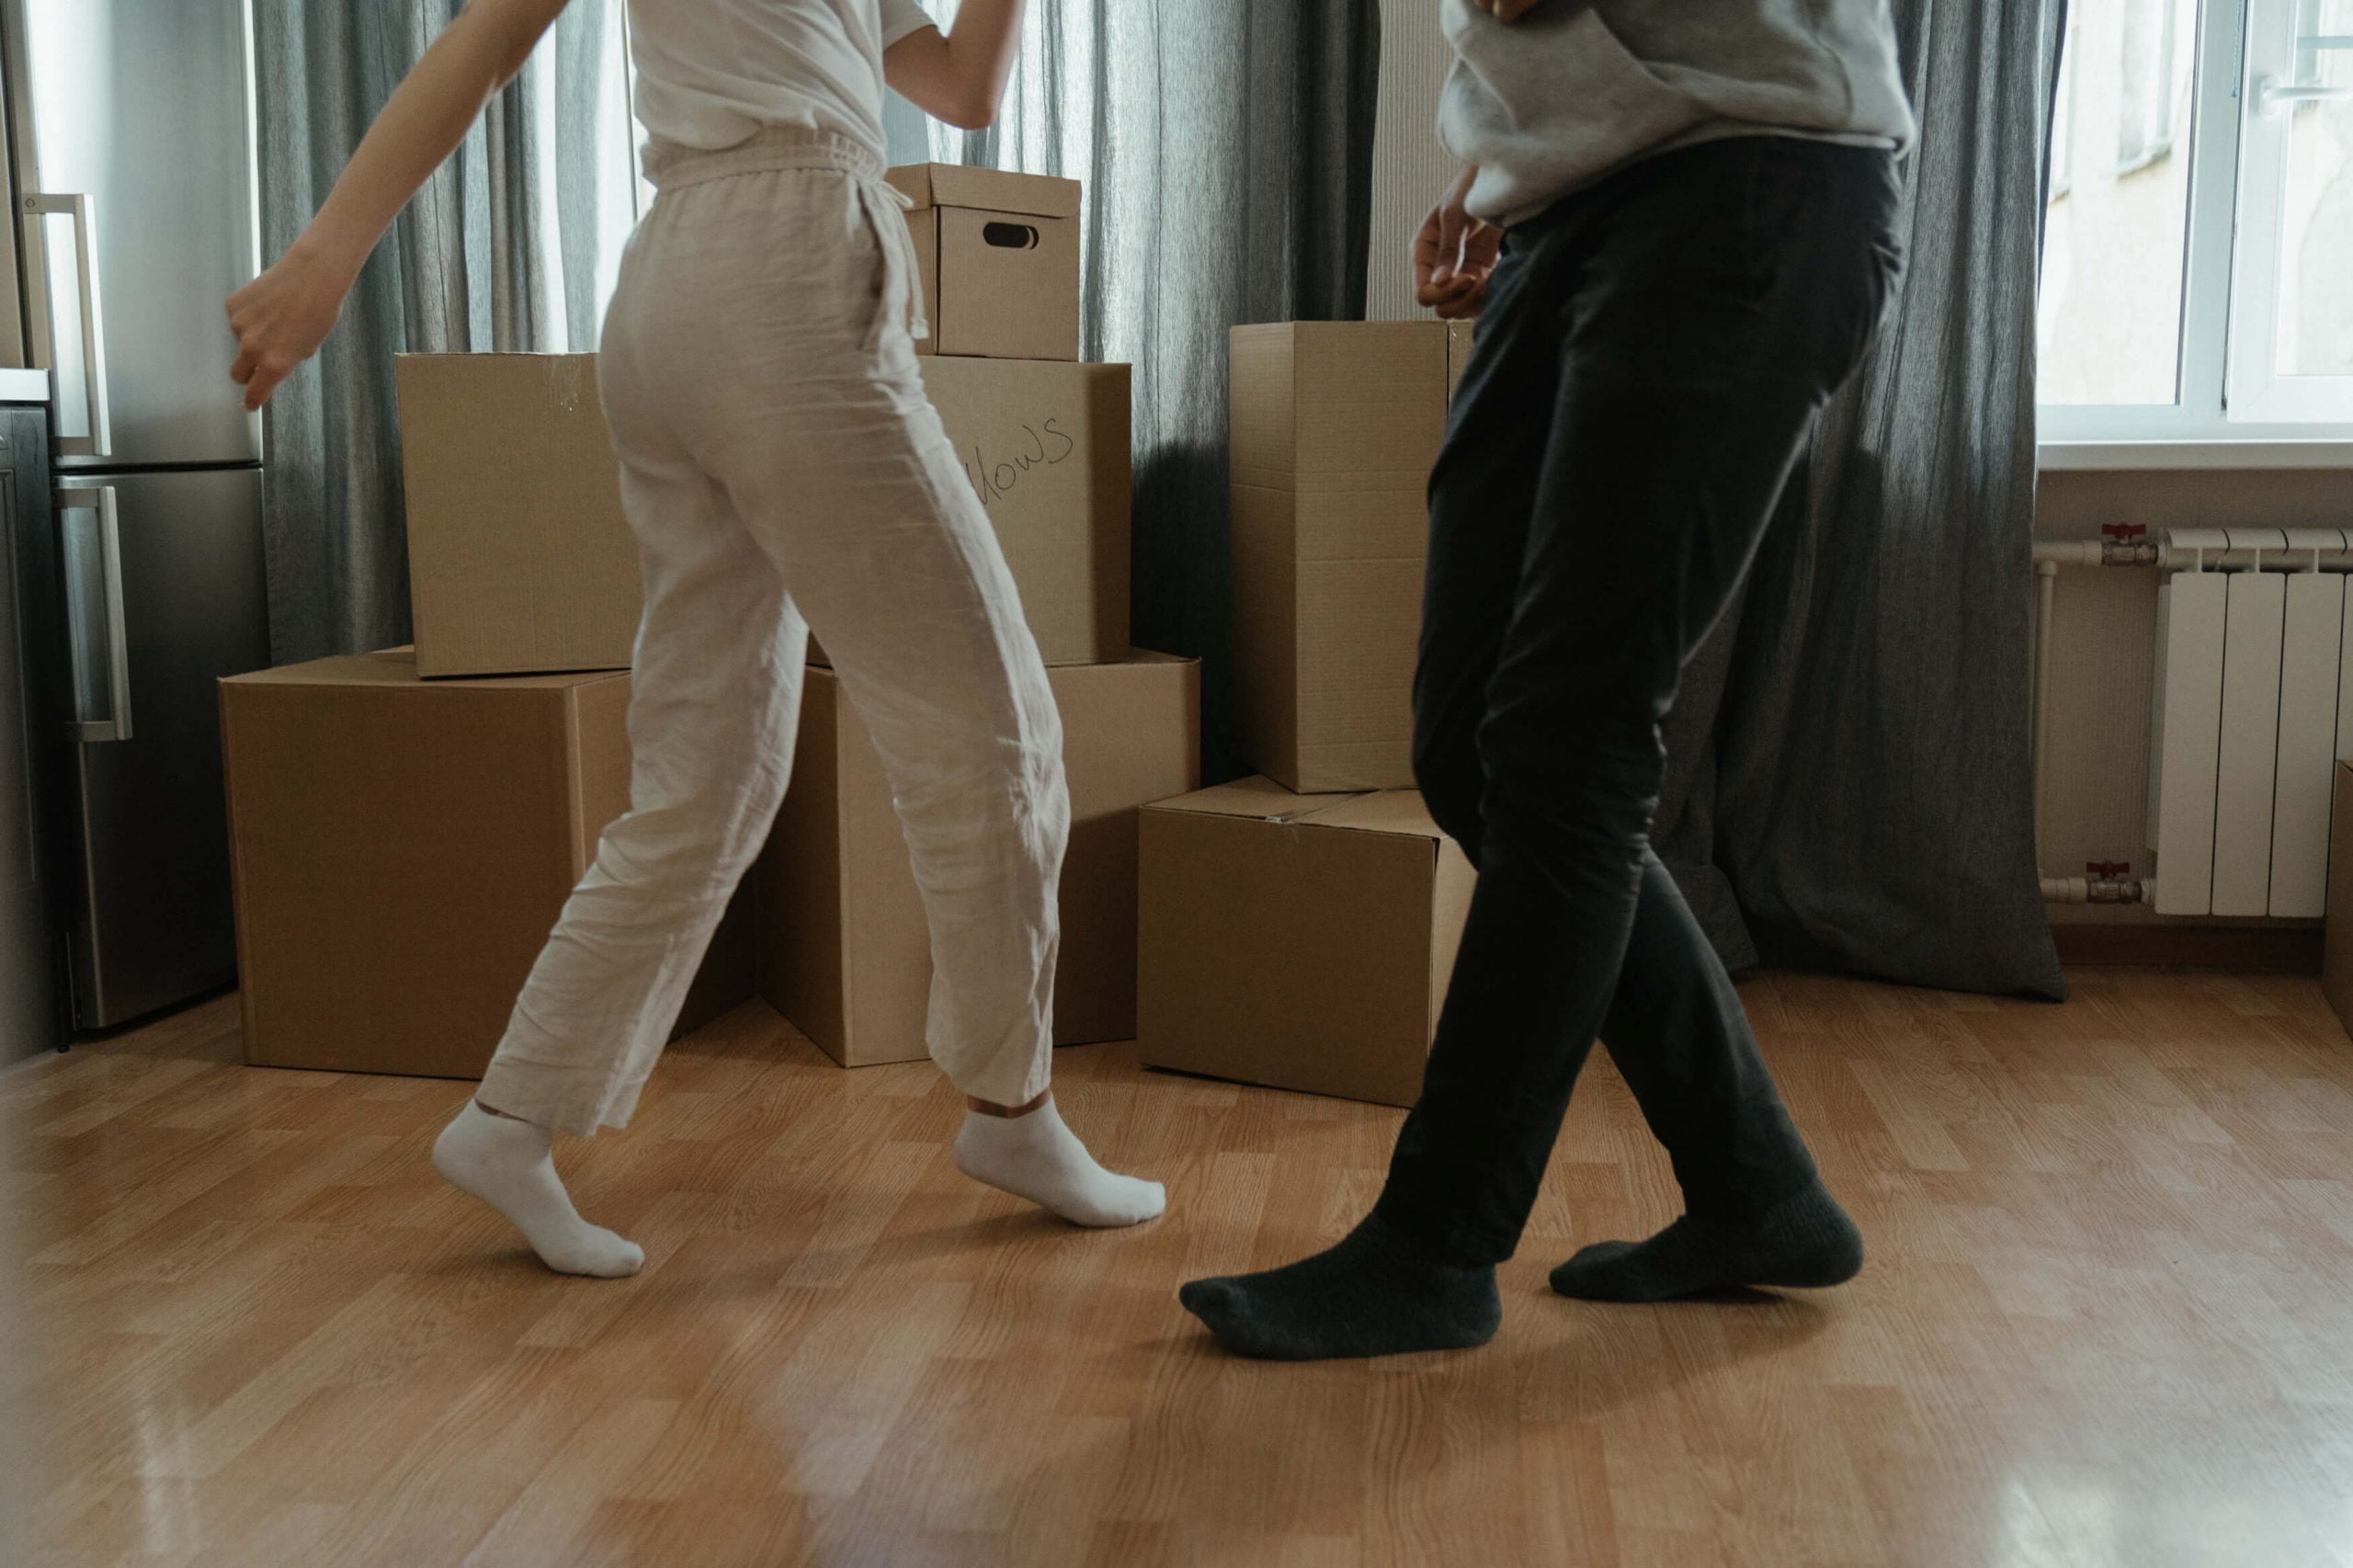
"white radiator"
2148,528,2353,916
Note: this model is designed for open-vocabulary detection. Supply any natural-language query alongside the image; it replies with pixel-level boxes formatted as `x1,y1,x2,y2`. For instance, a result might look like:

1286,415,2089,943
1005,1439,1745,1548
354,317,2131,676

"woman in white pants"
227,0,1164,1278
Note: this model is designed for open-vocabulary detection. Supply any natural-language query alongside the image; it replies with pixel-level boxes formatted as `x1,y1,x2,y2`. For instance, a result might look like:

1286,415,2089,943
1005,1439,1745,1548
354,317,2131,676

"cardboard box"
1136,777,1474,1107
2326,759,2353,1036
814,358,1131,667
222,650,753,1078
397,352,1131,676
1229,322,1449,793
754,653,1199,1068
396,354,640,679
1447,318,1477,399
888,164,1082,362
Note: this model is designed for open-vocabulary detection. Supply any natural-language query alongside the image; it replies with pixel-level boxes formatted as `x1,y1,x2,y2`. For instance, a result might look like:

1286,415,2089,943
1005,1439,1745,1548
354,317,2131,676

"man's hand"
1469,0,1545,18
1414,165,1499,321
228,243,355,411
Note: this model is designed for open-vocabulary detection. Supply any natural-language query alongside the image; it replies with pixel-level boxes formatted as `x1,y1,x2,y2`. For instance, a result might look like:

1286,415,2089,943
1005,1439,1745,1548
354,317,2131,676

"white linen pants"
474,128,1069,1137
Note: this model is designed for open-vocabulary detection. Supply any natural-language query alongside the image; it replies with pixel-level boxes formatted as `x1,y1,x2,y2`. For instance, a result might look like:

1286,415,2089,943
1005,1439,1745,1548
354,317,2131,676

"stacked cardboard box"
812,356,1131,668
223,166,1199,1079
1136,778,1472,1107
756,655,1197,1069
1228,322,1450,795
889,164,1082,362
1447,318,1476,398
220,652,754,1077
392,353,1131,677
1132,322,1480,1106
756,166,1198,1062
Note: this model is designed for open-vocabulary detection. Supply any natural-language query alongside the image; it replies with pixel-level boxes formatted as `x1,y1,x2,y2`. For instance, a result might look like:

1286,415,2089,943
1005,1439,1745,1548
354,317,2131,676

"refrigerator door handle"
55,486,132,744
19,193,114,460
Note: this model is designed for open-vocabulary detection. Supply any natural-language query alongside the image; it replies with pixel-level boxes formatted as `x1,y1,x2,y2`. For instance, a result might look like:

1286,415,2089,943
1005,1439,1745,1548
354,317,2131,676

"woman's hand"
1414,165,1499,321
1469,0,1546,18
224,0,570,409
226,243,357,411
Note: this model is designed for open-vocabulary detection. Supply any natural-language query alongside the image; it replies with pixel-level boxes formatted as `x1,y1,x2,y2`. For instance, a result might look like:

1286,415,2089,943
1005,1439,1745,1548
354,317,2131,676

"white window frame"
2226,0,2353,421
2038,0,2353,469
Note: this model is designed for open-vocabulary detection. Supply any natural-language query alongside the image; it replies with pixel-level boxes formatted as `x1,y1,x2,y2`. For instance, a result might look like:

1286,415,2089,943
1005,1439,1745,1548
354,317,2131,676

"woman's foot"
952,1096,1165,1228
1178,1214,1501,1360
431,1102,644,1278
1549,1182,1862,1302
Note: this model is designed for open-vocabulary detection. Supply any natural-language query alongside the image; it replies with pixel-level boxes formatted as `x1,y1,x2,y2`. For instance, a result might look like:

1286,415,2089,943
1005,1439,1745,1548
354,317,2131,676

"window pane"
2118,0,2181,167
2039,0,2205,405
2276,0,2353,377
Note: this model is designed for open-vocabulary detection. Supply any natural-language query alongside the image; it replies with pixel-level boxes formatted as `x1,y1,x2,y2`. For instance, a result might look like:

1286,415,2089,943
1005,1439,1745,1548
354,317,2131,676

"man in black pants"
1180,0,1914,1359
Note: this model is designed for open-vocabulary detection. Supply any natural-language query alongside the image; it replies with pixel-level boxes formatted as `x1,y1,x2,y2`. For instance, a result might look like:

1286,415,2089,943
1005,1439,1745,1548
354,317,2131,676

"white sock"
431,1103,644,1278
952,1097,1165,1229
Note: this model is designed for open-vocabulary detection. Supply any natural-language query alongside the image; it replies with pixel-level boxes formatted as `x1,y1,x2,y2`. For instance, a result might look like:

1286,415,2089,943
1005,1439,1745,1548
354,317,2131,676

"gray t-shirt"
1439,0,1916,226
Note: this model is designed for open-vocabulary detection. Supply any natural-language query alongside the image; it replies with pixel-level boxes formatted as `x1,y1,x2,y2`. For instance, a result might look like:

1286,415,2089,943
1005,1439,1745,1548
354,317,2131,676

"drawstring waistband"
643,126,929,347
856,176,927,348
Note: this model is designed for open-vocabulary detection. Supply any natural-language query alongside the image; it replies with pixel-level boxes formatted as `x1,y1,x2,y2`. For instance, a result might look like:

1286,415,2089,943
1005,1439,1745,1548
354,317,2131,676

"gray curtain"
1654,0,2070,999
928,1,1381,779
251,1,639,665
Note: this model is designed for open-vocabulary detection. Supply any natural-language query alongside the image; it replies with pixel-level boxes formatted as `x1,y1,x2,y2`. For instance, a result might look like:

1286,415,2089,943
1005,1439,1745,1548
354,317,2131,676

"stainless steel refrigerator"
3,0,271,1036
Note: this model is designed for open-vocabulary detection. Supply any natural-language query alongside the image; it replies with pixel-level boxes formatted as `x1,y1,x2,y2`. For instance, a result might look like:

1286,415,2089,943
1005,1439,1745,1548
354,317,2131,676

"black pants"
1372,137,1905,1269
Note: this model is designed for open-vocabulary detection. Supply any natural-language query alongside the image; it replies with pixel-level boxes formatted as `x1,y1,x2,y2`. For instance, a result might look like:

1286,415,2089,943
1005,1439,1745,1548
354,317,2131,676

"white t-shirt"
628,0,938,159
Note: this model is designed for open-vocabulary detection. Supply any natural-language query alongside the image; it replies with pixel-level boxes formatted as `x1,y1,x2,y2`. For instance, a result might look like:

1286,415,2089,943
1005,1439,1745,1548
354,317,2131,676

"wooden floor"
9,971,2353,1567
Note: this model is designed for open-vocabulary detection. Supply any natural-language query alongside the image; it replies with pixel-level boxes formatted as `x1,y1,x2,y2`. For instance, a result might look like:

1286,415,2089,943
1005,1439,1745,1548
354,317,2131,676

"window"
2117,0,2182,169
2038,0,2353,454
2230,0,2353,417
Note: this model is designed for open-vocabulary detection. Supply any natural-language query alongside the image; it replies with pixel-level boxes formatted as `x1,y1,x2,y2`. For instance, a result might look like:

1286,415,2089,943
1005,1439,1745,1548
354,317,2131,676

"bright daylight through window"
2038,0,2353,447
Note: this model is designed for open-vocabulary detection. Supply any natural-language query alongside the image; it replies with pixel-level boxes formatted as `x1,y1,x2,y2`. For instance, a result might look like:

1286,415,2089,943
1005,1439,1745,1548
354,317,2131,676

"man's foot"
1549,1182,1862,1303
952,1097,1165,1228
1178,1214,1501,1360
431,1103,644,1278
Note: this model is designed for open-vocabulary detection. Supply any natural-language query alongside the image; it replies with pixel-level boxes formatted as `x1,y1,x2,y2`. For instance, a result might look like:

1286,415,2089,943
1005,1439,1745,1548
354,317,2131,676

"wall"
2034,464,2353,932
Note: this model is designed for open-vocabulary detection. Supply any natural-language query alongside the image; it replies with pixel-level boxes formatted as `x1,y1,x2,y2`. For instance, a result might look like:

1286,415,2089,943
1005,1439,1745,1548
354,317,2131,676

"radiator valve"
2040,862,2152,904
2098,524,2160,566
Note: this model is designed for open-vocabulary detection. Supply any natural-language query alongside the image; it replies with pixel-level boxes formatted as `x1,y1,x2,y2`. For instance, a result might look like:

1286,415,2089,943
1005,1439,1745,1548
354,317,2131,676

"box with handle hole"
887,164,1081,361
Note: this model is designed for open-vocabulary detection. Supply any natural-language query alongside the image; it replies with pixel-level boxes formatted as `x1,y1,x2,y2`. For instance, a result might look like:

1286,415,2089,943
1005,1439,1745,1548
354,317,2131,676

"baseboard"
0,1048,61,1080
2052,922,2325,973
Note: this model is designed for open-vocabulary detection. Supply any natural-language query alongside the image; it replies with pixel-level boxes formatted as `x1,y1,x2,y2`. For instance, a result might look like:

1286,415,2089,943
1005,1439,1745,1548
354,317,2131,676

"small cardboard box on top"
1228,322,1449,794
2325,759,2353,1037
1136,777,1474,1108
396,351,1130,676
755,653,1199,1069
221,650,753,1078
887,164,1081,362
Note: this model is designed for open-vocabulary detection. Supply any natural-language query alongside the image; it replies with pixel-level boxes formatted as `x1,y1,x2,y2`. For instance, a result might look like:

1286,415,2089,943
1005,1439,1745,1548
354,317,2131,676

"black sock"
1549,1181,1863,1303
1178,1213,1502,1360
